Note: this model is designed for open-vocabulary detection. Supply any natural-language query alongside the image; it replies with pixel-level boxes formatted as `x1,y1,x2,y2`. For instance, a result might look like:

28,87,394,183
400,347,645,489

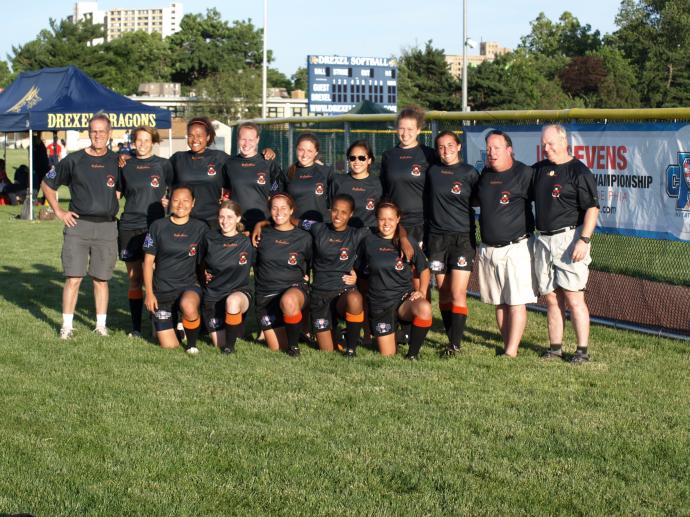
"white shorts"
533,227,591,295
478,237,537,306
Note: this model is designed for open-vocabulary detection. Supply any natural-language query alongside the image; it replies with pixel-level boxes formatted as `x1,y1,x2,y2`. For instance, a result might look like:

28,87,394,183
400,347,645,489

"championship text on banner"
465,124,690,242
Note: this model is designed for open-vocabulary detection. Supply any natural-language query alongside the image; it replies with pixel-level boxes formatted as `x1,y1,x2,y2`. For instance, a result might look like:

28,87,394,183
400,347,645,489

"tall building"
71,2,183,42
445,41,511,79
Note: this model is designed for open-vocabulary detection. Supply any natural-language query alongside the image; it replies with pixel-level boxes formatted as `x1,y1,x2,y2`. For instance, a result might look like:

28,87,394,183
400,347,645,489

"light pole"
461,0,468,112
262,0,268,118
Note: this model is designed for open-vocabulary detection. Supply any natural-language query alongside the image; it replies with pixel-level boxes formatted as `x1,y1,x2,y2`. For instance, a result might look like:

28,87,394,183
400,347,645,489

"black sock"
408,318,432,356
440,307,452,338
284,313,302,349
182,318,200,349
345,320,362,351
224,314,244,352
451,313,467,347
128,296,143,332
576,346,588,355
550,343,563,353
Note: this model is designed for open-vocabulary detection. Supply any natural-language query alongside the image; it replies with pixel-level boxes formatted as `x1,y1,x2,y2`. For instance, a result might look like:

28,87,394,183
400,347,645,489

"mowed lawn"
0,206,688,516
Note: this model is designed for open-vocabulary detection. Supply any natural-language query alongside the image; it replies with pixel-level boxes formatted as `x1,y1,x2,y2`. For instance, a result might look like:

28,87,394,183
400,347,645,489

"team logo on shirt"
410,164,422,177
315,183,324,195
314,318,329,330
548,170,556,177
394,257,405,271
451,182,462,194
150,175,160,188
46,167,56,179
288,252,298,266
551,184,562,198
365,198,375,210
239,251,249,265
143,233,153,248
188,244,198,257
257,172,267,185
106,175,116,188
207,164,217,176
339,248,349,261
499,191,511,205
457,256,468,268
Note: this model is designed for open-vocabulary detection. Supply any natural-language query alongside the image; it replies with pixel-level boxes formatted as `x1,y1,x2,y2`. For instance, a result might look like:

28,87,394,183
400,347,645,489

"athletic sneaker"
570,350,590,364
93,326,109,337
287,345,300,357
542,348,563,360
221,345,235,355
344,347,356,358
59,327,74,340
441,344,461,358
185,346,199,355
128,330,143,339
404,352,418,361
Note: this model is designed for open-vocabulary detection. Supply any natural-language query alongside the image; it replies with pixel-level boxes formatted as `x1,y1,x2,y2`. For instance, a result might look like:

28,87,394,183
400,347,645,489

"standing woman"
426,131,480,356
199,201,254,354
329,140,382,229
117,125,173,338
380,106,436,245
169,117,230,226
254,193,313,356
143,185,208,353
285,133,334,222
358,201,432,359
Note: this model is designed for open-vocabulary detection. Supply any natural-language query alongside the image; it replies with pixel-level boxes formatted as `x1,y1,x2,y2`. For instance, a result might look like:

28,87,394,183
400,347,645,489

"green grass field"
0,206,688,516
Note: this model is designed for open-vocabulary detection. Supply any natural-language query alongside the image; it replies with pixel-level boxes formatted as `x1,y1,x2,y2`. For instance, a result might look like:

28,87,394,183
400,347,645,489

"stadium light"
461,0,470,112
262,0,268,119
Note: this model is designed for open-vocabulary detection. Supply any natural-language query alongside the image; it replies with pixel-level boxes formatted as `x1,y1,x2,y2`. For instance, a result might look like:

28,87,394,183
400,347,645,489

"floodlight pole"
461,0,469,112
29,129,34,221
262,0,268,119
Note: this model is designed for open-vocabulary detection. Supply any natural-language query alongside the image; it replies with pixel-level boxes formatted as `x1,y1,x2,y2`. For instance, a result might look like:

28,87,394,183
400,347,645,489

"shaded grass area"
0,209,689,516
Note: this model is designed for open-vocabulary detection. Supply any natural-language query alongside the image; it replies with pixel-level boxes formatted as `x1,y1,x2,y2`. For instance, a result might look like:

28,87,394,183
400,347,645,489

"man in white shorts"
533,124,600,363
476,130,537,357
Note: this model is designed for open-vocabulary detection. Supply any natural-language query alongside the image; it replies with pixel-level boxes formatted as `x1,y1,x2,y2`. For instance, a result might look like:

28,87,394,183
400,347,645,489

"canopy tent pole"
168,128,172,158
28,129,34,221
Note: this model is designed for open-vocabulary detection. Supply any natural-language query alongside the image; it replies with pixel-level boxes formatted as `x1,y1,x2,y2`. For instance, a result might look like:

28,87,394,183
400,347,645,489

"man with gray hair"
532,124,600,363
42,114,120,339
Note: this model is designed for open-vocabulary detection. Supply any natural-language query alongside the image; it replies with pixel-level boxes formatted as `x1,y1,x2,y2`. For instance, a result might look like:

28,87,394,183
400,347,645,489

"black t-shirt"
285,163,334,222
119,156,174,230
532,158,600,232
380,144,436,227
225,153,283,231
143,217,208,297
254,226,312,297
43,149,119,219
200,231,254,301
302,221,369,292
426,162,479,234
329,173,383,228
169,149,230,223
358,232,428,309
477,161,535,245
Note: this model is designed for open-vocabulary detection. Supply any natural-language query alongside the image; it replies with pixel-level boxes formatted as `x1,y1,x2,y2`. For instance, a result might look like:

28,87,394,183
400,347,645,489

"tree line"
1,1,688,121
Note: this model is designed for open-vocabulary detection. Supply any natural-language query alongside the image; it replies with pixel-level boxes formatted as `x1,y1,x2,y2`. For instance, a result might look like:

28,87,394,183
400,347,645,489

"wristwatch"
579,235,591,244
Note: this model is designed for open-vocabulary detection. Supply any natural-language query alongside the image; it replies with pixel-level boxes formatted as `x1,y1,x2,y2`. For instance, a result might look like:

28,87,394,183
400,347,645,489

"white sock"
96,314,107,328
62,314,74,330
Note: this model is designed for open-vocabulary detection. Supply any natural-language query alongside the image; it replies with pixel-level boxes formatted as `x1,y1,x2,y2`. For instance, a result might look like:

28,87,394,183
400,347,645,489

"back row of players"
42,107,599,361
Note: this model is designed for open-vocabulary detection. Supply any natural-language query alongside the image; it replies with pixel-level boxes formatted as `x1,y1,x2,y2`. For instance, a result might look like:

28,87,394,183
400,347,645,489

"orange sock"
182,317,201,330
412,316,432,328
284,312,302,324
452,305,468,315
128,288,143,300
345,311,364,323
225,312,242,326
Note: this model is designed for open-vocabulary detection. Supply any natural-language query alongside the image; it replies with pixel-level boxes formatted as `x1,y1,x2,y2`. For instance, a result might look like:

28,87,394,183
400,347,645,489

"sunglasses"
348,155,368,162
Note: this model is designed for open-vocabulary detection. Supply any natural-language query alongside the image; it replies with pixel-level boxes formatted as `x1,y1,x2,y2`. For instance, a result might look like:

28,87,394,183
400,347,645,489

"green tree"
268,68,292,92
610,0,690,107
397,41,461,110
520,11,602,58
193,65,261,123
0,60,13,87
291,66,308,92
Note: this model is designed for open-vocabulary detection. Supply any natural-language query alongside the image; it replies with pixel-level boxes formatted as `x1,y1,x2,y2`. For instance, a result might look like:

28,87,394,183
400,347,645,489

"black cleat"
221,345,235,355
542,348,563,360
441,344,461,358
287,345,301,357
404,352,418,361
344,347,356,358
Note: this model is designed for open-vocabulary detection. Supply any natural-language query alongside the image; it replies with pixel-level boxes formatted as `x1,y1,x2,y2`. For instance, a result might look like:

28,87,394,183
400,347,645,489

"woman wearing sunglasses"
329,140,382,229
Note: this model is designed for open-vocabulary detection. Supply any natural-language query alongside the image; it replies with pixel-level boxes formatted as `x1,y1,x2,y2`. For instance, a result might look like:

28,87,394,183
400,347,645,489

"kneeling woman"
359,201,433,359
254,193,312,356
143,185,208,353
200,201,254,354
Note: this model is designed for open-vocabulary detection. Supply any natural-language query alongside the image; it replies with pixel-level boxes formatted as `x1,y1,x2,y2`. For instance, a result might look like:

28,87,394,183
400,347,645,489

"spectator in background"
32,133,50,199
47,134,62,168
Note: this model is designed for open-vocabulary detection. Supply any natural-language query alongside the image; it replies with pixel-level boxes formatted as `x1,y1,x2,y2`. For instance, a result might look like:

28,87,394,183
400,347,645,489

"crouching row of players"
143,185,444,358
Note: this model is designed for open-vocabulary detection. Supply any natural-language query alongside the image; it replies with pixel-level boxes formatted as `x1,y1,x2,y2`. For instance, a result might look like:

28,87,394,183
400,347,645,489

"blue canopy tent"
0,66,171,219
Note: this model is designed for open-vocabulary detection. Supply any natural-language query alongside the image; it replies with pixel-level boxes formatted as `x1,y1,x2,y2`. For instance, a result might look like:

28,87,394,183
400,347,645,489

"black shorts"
152,285,202,331
118,227,148,262
406,223,426,252
203,289,253,332
310,287,355,332
368,291,413,337
255,282,310,331
427,231,476,274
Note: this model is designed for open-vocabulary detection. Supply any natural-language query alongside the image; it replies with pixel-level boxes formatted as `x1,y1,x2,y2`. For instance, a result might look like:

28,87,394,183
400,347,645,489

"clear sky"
1,1,622,77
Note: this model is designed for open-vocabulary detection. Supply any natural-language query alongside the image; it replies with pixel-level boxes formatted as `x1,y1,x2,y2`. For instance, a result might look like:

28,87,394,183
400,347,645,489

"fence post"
430,119,439,143
344,121,351,152
287,122,294,166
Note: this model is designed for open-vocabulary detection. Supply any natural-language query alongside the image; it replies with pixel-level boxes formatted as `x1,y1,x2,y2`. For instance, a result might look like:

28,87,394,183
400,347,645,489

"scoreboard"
307,55,398,115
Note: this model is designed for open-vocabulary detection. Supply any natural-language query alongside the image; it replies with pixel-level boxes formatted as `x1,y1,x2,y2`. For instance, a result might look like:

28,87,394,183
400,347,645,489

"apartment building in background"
445,41,512,79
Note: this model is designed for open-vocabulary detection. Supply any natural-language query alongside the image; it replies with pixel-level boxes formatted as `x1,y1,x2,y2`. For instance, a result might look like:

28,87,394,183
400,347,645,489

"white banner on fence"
465,123,690,242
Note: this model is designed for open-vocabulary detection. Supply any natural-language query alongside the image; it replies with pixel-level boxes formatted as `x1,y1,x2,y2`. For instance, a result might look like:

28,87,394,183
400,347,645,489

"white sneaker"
59,327,74,340
185,346,199,355
128,330,143,339
93,326,109,337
